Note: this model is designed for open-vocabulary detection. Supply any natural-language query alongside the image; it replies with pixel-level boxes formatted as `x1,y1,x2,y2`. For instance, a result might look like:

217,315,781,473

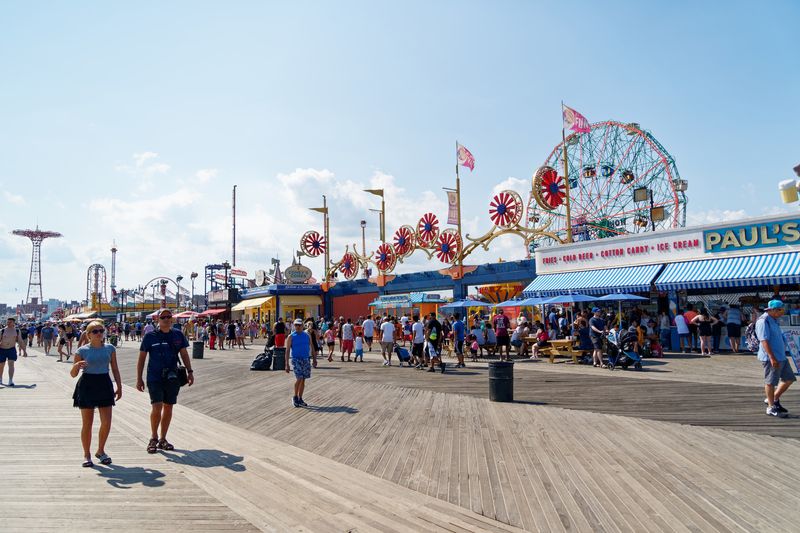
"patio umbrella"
596,293,649,328
174,311,200,319
438,299,492,314
540,293,598,327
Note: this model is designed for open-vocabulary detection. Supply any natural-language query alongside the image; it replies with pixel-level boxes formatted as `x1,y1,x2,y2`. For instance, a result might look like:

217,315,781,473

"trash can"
272,347,286,371
489,361,514,402
192,341,204,359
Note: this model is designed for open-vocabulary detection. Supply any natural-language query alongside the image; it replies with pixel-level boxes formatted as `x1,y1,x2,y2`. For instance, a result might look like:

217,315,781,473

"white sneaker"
7,381,14,387
766,406,787,418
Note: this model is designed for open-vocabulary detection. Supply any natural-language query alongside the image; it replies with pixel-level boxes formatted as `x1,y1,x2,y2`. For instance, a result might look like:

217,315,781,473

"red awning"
198,308,226,317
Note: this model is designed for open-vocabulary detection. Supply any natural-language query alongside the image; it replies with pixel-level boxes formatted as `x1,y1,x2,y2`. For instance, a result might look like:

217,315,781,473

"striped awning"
654,252,800,290
522,264,663,297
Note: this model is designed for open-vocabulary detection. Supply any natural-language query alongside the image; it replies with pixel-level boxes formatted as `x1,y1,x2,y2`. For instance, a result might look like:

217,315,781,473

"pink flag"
562,105,591,133
457,143,475,171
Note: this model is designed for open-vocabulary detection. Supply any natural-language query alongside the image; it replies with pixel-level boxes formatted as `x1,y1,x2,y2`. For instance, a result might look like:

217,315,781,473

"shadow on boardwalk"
163,448,246,472
95,464,167,489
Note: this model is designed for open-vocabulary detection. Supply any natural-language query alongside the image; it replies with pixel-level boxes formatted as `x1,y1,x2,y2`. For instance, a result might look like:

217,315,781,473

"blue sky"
0,0,798,305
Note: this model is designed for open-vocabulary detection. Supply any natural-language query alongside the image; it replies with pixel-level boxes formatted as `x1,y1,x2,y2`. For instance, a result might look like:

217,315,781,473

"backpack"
744,320,762,353
250,350,272,371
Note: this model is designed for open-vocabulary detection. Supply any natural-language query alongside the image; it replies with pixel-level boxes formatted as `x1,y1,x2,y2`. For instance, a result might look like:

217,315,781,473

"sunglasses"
159,315,173,320
90,329,104,335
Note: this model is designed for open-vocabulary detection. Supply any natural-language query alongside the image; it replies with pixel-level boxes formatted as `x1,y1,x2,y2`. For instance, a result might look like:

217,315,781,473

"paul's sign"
704,219,800,253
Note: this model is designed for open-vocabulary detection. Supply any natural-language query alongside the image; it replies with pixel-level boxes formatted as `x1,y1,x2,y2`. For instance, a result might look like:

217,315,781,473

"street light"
176,275,183,310
221,261,231,316
360,220,367,278
363,189,385,242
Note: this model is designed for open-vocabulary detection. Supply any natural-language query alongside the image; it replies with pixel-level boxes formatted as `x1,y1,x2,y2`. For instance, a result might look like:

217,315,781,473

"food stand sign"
703,218,800,253
284,264,312,284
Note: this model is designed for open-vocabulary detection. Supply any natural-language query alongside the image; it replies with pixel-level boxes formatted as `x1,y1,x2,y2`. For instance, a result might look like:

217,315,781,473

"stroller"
393,343,412,367
605,330,642,370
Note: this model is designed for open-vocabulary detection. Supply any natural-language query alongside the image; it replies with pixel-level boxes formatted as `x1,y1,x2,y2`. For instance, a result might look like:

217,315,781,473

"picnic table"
525,337,581,364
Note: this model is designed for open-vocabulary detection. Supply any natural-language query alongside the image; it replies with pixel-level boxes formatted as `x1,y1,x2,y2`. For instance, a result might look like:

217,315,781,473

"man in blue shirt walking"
756,300,795,418
452,313,466,368
285,318,317,408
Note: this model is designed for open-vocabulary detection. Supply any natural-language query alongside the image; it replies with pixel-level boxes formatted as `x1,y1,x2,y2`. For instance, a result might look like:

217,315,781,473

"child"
469,334,480,362
354,332,364,362
324,326,336,362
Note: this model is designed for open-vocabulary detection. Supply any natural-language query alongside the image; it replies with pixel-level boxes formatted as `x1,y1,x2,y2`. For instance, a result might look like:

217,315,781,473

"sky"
0,0,798,305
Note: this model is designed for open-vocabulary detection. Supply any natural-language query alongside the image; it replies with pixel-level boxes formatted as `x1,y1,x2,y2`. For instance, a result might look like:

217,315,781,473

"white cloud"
3,191,26,205
492,176,528,196
195,168,218,183
686,209,748,226
133,151,159,167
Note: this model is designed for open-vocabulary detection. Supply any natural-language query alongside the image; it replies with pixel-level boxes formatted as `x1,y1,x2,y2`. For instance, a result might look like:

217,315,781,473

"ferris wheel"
526,121,687,245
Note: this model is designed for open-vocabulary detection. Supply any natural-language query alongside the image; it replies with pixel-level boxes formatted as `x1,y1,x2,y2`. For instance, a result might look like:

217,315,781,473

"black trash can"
489,361,514,402
272,347,286,371
192,341,204,359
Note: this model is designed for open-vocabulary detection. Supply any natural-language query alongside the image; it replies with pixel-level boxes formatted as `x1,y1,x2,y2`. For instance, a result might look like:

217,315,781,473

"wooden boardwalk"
4,344,800,531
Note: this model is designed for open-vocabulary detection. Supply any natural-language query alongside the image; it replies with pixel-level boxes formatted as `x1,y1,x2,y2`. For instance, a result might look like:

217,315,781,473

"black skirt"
73,373,115,409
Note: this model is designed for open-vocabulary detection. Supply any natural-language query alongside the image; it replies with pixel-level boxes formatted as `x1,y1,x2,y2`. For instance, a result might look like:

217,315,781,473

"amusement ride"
299,110,689,290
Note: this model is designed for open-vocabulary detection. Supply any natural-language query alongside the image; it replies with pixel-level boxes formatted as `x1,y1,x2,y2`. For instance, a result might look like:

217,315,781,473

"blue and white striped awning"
654,252,800,290
522,264,663,297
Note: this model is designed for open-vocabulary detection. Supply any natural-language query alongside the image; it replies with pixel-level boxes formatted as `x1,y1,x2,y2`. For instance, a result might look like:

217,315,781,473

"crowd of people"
1,296,795,468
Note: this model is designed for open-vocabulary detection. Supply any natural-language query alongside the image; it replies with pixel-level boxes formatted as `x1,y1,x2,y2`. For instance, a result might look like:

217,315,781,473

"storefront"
237,284,323,323
230,296,275,323
524,213,800,357
368,292,447,318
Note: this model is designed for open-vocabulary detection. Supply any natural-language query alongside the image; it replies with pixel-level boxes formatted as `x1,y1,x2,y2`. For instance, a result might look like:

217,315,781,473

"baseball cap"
767,300,785,310
293,318,304,325
518,316,527,323
157,308,172,317
592,307,600,313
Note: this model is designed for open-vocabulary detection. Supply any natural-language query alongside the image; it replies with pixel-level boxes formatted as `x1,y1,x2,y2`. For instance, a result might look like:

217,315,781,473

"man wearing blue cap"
756,300,795,417
589,307,607,368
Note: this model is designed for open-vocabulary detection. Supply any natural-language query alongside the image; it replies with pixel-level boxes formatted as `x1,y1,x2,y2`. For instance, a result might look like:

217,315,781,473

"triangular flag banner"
457,143,475,171
562,105,591,133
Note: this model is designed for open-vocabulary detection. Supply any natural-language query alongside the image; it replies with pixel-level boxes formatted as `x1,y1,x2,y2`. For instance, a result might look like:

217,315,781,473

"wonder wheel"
374,242,397,272
338,252,359,280
393,225,416,257
416,213,440,247
526,121,687,245
300,230,326,257
435,229,462,263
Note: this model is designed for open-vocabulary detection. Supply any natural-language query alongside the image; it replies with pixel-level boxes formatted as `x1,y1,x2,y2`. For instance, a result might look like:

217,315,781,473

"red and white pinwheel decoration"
534,166,566,209
339,252,359,280
489,190,524,228
416,213,440,247
435,229,462,263
393,225,416,257
300,230,326,257
374,242,397,272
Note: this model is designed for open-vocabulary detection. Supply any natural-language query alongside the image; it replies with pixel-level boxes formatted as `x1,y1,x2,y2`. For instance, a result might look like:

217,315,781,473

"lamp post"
309,197,330,285
364,189,385,242
360,220,367,278
190,272,198,311
176,275,183,310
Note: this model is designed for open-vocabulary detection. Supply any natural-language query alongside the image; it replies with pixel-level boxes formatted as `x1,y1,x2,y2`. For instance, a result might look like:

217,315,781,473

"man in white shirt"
380,318,395,366
411,315,425,368
361,316,375,352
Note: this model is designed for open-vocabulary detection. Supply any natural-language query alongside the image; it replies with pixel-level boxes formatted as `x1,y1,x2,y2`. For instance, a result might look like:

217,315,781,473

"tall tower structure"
110,241,118,298
12,226,62,306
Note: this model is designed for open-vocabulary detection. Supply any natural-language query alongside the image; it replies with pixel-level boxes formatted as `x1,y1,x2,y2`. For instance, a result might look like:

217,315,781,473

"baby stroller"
393,343,412,367
606,330,642,370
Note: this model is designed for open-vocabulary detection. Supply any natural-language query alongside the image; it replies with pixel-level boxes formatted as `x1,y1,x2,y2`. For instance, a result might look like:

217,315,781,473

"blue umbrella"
495,299,529,308
540,293,598,305
438,299,492,313
596,293,648,302
596,293,649,328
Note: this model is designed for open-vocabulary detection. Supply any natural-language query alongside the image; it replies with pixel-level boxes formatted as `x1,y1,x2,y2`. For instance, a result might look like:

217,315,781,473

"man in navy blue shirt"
589,307,607,368
136,309,193,453
452,313,466,368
